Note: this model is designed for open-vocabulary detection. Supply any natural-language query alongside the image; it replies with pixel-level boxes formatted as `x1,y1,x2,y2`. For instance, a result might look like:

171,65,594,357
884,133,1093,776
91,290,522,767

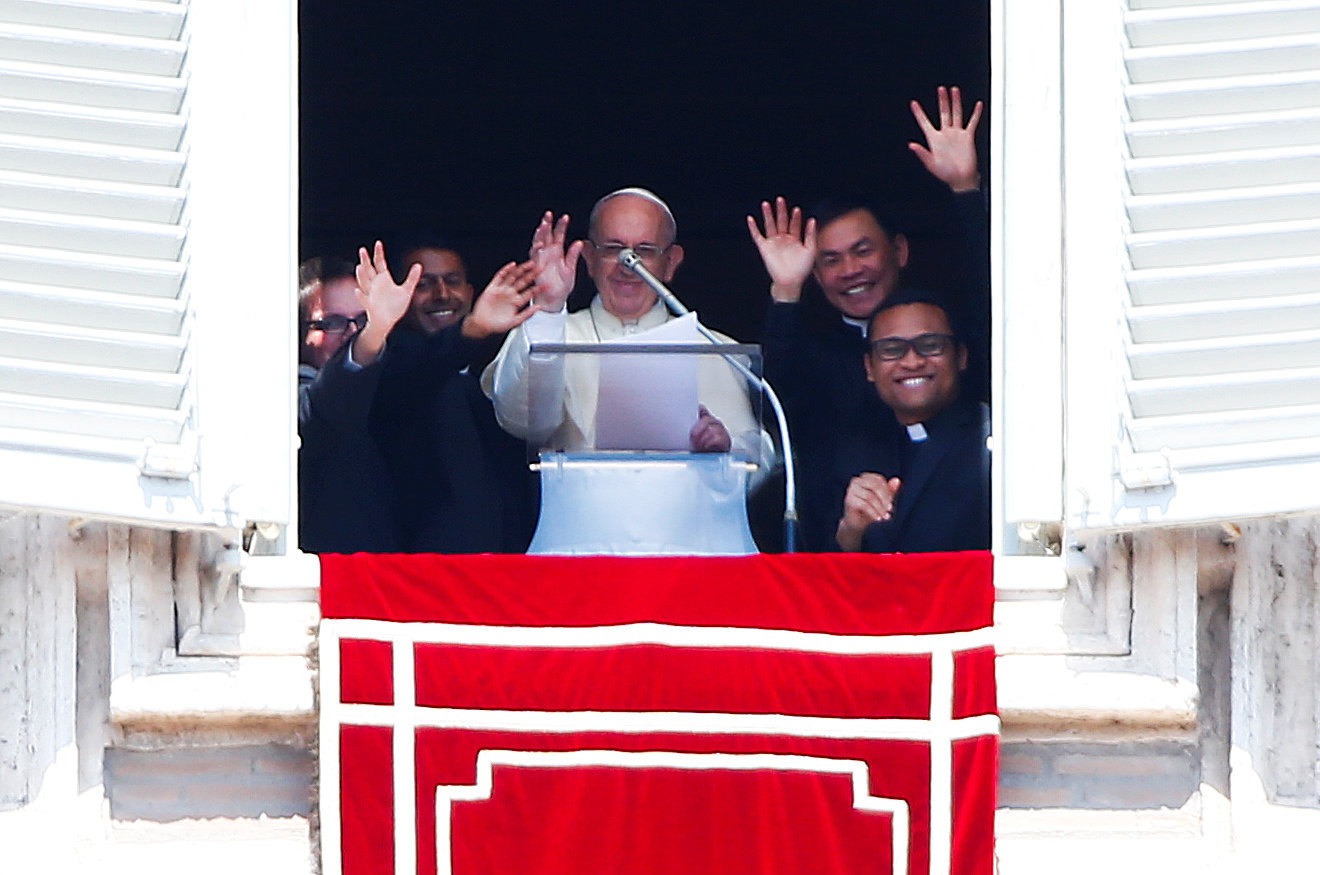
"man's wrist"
835,519,864,552
769,281,803,303
460,314,489,340
948,172,982,194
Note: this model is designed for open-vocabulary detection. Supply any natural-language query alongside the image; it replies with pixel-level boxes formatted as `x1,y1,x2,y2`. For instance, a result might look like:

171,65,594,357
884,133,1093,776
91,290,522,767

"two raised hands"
349,241,541,366
746,85,983,290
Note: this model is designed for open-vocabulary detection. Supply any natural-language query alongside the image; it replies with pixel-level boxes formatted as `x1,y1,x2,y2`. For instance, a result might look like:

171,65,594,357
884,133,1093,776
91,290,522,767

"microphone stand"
619,249,801,552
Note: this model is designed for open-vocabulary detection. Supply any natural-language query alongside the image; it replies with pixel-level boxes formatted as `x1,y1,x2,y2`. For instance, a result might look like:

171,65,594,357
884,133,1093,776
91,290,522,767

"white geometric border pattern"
319,619,1000,875
436,750,911,875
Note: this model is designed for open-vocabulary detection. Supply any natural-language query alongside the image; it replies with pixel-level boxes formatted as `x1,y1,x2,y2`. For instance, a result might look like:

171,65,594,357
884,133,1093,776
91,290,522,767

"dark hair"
297,255,358,365
298,256,357,320
387,229,464,279
867,288,966,345
809,196,906,242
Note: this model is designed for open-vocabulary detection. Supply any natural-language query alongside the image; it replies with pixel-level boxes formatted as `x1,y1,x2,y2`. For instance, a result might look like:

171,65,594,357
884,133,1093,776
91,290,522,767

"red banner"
319,553,996,875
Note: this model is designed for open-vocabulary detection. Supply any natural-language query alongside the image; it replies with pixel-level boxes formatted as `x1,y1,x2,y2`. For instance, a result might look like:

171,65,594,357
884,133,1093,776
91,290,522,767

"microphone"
618,248,802,552
618,249,690,319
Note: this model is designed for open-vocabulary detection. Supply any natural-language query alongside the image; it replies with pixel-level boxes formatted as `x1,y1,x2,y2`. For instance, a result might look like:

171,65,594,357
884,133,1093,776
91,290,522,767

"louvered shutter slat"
0,168,184,222
1128,183,1320,231
0,103,184,150
0,134,183,184
1128,34,1320,82
1128,107,1320,157
0,23,185,76
0,390,184,442
1127,255,1320,304
1128,291,1320,340
0,61,184,112
0,0,186,41
1130,404,1320,451
1127,3,1320,47
0,280,184,334
0,355,185,406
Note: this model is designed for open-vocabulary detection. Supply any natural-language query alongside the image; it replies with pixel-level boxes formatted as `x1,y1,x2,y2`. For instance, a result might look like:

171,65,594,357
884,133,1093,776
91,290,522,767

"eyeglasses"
870,333,956,361
306,313,367,334
587,240,671,264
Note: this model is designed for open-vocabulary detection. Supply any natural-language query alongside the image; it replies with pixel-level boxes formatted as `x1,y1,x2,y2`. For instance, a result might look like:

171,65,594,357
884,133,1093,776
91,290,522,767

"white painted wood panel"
0,0,295,534
1063,0,1320,530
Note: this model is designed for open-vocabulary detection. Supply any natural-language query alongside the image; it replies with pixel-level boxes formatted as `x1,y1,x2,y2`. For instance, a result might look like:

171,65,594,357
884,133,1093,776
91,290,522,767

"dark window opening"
298,2,991,554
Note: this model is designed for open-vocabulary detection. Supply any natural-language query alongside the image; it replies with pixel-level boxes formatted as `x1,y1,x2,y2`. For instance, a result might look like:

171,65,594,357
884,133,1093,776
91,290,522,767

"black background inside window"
299,2,989,343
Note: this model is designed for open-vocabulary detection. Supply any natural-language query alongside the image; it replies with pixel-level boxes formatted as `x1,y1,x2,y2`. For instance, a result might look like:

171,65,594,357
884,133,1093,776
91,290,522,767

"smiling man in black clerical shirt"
833,291,989,554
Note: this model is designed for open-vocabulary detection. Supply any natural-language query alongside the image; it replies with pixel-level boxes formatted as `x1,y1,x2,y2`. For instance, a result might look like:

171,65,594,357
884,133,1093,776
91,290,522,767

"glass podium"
521,341,766,555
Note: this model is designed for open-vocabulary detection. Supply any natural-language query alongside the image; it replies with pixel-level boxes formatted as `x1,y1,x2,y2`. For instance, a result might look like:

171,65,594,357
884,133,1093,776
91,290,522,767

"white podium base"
528,452,758,556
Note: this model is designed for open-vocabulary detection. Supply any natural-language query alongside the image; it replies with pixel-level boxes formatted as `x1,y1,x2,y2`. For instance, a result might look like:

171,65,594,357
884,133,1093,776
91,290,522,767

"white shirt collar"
842,314,869,338
588,295,670,338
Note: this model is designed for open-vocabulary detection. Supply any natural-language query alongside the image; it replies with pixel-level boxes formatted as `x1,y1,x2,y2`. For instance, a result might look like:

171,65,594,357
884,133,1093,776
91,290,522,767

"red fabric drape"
322,552,996,875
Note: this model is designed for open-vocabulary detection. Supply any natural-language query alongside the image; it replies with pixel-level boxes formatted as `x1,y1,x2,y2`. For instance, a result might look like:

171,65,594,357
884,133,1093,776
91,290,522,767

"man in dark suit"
352,240,541,553
297,257,400,553
833,292,989,553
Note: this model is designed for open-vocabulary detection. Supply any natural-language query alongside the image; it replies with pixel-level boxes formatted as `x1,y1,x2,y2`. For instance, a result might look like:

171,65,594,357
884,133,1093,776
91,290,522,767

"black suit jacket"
370,324,534,553
297,353,402,554
860,400,990,554
762,304,902,552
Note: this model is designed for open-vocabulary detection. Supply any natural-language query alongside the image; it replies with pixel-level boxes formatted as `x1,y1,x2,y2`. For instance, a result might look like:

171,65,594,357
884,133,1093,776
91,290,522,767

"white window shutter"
0,0,295,534
1063,0,1320,532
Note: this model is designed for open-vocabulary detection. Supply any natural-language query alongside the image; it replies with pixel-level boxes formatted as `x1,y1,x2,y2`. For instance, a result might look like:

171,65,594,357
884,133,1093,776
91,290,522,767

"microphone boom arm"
619,248,801,552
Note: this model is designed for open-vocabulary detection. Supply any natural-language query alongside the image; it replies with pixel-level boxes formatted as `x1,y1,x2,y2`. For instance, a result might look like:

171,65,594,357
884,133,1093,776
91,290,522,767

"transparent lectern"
521,341,768,555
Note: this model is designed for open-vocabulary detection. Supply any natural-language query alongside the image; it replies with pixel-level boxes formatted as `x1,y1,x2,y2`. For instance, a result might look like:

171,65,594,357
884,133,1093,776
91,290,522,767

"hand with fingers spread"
746,196,817,303
836,472,903,551
527,211,584,313
463,260,542,340
352,240,421,366
689,404,732,453
909,85,983,194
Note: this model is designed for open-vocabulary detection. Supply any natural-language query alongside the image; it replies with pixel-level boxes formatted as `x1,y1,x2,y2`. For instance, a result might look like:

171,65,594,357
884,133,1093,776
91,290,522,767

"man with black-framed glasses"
833,292,989,553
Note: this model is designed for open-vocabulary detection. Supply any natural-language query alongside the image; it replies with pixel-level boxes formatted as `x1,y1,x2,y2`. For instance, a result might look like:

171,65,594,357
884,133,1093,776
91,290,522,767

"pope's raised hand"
527,211,583,313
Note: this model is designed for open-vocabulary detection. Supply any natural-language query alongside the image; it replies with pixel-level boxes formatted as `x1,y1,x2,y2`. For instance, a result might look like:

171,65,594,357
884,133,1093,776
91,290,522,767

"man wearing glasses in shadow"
297,256,397,553
832,291,989,553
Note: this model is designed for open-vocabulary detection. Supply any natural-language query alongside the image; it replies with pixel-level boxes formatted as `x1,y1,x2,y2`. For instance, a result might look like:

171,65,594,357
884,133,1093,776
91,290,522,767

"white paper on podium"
595,313,700,450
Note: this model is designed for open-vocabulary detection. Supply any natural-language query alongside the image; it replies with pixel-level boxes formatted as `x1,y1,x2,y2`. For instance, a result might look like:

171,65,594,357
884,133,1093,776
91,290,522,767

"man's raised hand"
909,85,983,194
351,240,420,366
528,211,583,313
463,260,541,340
746,196,817,303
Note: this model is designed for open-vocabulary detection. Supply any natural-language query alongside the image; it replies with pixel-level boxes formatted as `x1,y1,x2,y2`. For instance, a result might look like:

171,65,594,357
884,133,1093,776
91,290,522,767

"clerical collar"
841,314,869,338
587,295,669,340
906,423,928,442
